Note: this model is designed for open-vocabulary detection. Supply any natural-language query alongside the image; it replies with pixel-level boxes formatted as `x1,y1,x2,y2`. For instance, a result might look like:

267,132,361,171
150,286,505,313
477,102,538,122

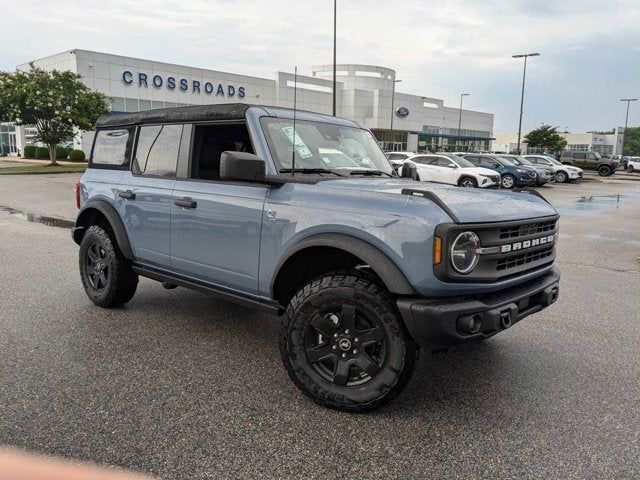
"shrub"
68,149,86,162
55,146,69,159
35,146,50,159
23,145,36,158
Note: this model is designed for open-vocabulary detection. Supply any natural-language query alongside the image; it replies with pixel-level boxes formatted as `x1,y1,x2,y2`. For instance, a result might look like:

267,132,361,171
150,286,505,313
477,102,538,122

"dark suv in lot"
560,151,618,176
459,153,538,189
72,104,561,411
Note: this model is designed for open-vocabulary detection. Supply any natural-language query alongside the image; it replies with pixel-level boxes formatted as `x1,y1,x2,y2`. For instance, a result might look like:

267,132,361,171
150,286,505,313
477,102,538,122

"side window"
433,157,453,167
464,156,479,165
574,153,586,160
411,156,429,165
190,123,254,181
133,124,183,177
92,128,133,168
585,153,597,160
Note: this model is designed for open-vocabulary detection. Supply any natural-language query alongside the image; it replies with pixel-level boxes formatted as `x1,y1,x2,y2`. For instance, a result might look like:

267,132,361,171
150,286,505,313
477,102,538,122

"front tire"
501,174,516,189
280,271,418,412
629,165,635,173
79,225,138,308
458,177,477,188
598,165,611,176
555,171,568,183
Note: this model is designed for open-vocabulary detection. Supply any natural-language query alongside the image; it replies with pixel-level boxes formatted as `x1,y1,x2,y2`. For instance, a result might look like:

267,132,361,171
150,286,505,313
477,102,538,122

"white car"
386,151,416,171
399,153,501,188
524,155,583,183
627,157,640,173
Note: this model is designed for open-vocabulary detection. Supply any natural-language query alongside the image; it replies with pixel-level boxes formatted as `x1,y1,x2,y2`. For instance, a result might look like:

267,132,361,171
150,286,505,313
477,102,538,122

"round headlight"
451,231,480,274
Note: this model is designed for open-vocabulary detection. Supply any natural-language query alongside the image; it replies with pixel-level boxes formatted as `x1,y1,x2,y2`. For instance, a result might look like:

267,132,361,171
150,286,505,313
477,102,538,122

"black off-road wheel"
598,165,611,176
79,225,138,308
280,271,419,412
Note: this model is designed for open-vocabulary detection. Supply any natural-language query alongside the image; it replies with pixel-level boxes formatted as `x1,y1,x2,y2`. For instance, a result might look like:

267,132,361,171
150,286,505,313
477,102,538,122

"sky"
0,0,638,133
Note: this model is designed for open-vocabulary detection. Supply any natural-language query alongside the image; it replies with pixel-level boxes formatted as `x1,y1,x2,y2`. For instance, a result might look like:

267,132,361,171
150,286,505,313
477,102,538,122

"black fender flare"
72,200,135,260
270,233,417,297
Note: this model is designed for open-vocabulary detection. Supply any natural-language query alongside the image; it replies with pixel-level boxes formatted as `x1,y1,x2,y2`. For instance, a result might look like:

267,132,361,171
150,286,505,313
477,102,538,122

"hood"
565,165,583,172
318,178,557,223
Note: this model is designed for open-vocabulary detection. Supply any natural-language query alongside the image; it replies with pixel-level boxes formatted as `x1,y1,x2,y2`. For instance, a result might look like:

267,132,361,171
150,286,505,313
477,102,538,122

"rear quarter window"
91,128,134,168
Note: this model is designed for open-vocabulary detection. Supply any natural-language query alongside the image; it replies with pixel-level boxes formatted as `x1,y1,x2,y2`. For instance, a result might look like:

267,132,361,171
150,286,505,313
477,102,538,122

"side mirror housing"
220,152,266,183
400,162,417,179
447,163,457,168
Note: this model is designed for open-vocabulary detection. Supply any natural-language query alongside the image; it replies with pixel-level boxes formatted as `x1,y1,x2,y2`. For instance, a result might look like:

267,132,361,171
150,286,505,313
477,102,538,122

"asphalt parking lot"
1,173,639,479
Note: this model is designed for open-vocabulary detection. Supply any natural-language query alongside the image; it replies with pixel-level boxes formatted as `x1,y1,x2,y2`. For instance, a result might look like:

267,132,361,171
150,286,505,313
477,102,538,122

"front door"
169,123,266,295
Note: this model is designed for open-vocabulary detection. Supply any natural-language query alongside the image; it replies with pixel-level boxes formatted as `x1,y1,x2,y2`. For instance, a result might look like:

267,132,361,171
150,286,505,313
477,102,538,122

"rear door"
411,155,438,181
573,152,587,168
170,122,267,295
119,124,183,268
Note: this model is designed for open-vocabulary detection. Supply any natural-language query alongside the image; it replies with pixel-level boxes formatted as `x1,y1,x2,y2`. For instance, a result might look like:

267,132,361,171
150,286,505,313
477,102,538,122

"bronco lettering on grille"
500,235,555,253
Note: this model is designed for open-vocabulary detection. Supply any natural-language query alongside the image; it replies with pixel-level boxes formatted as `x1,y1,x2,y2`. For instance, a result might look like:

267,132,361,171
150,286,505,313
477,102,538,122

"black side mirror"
220,151,266,183
400,162,417,179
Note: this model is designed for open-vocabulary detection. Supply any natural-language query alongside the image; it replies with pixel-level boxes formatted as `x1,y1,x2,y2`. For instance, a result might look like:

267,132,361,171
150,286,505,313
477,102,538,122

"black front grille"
499,219,557,240
496,245,554,271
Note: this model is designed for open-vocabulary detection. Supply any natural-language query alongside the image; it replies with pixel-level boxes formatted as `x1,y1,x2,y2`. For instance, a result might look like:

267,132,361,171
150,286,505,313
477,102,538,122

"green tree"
0,65,108,165
524,124,567,154
623,126,640,155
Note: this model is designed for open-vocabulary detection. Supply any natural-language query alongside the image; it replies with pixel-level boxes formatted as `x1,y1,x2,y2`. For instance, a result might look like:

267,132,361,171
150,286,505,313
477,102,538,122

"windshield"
261,117,393,175
496,155,516,166
441,153,475,168
516,156,534,165
500,155,524,165
546,157,564,166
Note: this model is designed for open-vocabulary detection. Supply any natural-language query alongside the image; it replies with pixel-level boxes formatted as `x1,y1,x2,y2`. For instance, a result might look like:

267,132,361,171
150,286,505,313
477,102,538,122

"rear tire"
629,165,635,173
458,177,477,188
598,165,611,176
280,271,419,412
79,225,138,308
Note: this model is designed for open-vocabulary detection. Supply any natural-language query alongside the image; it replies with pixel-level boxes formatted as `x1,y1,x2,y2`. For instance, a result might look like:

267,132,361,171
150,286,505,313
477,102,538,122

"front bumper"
397,267,560,349
516,175,537,186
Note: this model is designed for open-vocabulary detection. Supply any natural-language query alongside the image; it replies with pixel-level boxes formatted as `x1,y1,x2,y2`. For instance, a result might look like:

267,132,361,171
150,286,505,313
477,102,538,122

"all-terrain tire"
598,165,611,176
79,225,138,308
280,271,419,412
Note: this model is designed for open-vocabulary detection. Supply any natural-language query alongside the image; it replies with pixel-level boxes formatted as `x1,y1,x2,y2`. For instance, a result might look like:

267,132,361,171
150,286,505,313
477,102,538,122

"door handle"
118,190,136,200
174,197,197,209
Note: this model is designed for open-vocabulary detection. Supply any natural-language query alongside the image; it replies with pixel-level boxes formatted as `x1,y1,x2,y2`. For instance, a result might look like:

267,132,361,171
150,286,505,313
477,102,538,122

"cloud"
0,0,637,132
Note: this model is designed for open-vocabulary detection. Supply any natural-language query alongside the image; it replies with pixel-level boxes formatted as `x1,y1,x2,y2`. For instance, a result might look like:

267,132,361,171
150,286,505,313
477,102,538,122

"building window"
371,129,407,152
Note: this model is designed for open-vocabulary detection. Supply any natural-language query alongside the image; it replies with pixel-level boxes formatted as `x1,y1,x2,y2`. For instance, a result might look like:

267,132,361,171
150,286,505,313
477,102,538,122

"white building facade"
8,49,494,155
492,129,624,156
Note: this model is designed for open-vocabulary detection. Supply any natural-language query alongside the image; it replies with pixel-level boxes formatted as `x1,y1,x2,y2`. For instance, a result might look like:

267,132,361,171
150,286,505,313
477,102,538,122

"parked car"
560,151,618,176
495,154,552,186
524,155,583,183
72,104,561,412
386,151,416,171
398,153,501,188
458,153,538,189
627,157,640,173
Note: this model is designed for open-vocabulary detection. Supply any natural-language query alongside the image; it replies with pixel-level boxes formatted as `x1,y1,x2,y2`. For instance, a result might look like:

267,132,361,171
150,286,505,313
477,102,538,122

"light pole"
620,98,637,157
457,93,469,151
390,79,402,132
513,52,540,154
332,0,337,117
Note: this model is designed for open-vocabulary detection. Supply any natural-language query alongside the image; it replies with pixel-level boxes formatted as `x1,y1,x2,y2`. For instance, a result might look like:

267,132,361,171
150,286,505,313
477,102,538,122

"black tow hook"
500,311,512,329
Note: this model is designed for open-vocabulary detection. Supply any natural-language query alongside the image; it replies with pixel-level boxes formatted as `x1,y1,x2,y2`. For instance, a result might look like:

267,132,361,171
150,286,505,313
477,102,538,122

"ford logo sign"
395,107,409,118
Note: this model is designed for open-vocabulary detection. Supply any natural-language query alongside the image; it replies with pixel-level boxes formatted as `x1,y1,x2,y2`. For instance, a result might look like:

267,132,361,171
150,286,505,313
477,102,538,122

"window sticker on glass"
282,126,313,158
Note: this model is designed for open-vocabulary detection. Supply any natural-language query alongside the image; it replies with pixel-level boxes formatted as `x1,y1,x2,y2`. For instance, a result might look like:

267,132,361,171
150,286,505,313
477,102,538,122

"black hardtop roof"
95,103,252,128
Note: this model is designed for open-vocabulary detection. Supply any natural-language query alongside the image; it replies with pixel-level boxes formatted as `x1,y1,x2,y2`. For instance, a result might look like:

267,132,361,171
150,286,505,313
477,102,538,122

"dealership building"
491,129,625,156
1,49,495,155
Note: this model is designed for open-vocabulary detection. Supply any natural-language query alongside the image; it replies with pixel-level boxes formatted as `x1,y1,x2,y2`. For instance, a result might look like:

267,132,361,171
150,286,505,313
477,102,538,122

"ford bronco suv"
560,151,618,176
73,104,561,412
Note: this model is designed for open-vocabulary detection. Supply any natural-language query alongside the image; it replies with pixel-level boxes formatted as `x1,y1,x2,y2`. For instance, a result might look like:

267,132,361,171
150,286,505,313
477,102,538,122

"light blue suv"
73,104,561,411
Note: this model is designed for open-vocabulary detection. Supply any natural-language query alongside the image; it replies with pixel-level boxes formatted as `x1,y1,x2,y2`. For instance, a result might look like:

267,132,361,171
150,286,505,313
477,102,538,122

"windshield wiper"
279,168,346,177
349,169,394,178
